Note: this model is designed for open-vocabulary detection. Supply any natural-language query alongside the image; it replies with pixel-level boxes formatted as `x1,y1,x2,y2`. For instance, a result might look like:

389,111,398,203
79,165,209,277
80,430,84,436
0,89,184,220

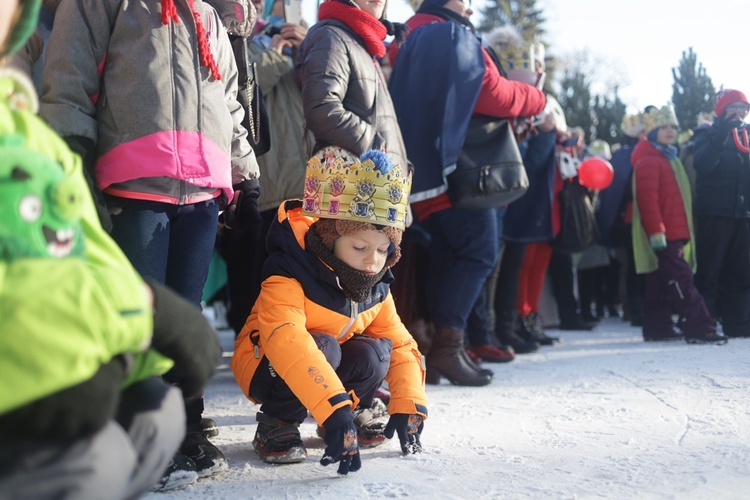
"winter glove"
384,413,424,455
320,407,361,475
63,135,113,233
147,279,222,399
0,356,127,443
649,232,667,252
712,116,742,147
220,178,262,236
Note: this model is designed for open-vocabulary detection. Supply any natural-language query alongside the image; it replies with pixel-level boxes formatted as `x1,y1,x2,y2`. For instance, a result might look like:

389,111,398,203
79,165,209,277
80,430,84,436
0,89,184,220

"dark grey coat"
296,19,409,172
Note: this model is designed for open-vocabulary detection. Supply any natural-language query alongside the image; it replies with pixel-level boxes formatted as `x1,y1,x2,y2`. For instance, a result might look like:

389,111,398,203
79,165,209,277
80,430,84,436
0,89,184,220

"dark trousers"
624,225,645,321
695,216,750,336
466,207,507,346
110,198,220,426
219,208,276,335
251,333,392,423
548,249,579,323
423,207,499,329
110,198,220,306
643,241,715,338
578,258,621,317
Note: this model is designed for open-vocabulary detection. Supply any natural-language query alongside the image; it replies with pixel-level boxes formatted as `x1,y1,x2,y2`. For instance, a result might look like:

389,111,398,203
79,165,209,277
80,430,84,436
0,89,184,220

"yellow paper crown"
302,146,412,229
494,42,545,86
621,113,646,137
642,105,678,133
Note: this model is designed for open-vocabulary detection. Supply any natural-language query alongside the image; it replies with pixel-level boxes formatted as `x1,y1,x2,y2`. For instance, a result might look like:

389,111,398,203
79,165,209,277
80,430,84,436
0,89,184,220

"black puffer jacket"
692,121,750,219
296,19,409,171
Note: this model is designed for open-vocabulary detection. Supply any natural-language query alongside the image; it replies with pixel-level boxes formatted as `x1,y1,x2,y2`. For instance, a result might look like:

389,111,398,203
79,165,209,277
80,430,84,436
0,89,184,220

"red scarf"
318,1,387,58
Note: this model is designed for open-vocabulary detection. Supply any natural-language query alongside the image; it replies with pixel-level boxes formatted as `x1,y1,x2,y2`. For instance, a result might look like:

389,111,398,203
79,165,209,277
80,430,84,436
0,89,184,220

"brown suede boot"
425,327,492,386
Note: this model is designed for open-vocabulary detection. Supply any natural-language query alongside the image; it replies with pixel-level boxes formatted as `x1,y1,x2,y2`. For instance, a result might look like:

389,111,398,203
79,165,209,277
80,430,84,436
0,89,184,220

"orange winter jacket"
230,200,427,425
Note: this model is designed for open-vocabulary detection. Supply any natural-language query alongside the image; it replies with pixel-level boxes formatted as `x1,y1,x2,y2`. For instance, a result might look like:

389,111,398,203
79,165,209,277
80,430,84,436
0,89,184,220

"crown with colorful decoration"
642,105,678,133
621,112,646,138
302,146,412,230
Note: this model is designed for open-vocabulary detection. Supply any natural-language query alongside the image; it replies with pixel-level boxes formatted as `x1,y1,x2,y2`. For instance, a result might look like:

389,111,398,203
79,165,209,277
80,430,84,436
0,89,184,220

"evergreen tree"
591,89,627,144
672,47,715,132
477,0,546,41
558,68,594,143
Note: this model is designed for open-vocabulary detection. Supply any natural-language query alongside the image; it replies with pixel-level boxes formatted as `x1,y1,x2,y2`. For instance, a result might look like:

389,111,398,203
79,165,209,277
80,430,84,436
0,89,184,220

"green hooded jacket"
0,79,172,415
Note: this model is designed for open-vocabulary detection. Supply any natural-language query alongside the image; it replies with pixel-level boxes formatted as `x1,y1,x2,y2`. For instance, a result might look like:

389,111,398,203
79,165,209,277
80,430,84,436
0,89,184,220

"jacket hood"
263,200,393,308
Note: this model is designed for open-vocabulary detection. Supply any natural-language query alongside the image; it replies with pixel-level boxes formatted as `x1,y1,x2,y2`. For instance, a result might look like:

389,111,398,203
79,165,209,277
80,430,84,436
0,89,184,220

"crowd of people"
1,0,747,496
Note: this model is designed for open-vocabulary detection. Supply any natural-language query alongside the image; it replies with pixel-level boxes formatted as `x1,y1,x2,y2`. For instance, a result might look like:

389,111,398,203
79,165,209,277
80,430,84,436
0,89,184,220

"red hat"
714,89,749,117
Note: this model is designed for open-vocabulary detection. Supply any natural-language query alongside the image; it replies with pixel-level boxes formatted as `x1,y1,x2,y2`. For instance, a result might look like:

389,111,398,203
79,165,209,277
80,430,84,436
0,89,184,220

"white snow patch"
144,318,750,499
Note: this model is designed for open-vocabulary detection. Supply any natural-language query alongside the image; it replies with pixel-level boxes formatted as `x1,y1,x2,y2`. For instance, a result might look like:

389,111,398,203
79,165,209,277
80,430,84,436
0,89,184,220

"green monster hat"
0,133,86,260
2,0,41,57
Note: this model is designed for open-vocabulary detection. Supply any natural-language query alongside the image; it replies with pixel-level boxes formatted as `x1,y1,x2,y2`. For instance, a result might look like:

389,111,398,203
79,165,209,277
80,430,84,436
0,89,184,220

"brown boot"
409,318,434,356
425,327,492,386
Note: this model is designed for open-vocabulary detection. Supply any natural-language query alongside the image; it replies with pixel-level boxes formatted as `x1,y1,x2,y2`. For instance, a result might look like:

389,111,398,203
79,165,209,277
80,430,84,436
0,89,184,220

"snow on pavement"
144,317,750,499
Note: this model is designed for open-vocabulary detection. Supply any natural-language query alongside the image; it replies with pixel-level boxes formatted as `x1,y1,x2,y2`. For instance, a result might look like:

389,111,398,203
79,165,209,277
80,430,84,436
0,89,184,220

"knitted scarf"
305,227,387,303
161,0,222,80
318,0,387,58
647,129,678,159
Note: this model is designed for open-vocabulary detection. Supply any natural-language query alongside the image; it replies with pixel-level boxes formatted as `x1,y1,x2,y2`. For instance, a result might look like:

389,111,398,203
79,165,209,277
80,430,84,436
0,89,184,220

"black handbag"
447,116,529,210
555,179,599,253
230,35,271,157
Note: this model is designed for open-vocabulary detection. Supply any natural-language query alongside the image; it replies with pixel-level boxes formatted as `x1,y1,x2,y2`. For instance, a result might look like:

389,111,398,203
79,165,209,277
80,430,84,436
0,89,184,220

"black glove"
220,178,262,235
147,279,222,399
64,135,113,233
713,116,742,146
320,407,361,475
384,413,424,455
0,356,127,443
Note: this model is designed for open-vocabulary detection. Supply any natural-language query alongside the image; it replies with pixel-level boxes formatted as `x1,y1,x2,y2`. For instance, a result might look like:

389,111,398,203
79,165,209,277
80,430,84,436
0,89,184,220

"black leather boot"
495,310,539,354
426,327,492,386
558,308,597,331
518,313,560,345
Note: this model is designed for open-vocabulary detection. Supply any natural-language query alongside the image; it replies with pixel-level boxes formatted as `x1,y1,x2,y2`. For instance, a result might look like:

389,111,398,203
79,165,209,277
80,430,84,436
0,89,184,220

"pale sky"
301,0,747,114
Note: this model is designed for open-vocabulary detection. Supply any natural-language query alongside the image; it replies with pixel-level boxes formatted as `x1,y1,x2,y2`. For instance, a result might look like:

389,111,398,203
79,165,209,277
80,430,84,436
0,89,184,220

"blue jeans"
466,207,506,346
110,198,220,306
424,207,499,329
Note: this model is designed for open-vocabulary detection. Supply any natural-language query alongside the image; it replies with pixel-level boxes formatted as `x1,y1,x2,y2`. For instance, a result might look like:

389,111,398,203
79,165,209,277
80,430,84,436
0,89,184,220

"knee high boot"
425,327,492,386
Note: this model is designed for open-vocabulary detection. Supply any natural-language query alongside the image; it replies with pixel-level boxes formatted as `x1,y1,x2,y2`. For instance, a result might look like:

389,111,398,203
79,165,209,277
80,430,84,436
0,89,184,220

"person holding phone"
692,89,750,338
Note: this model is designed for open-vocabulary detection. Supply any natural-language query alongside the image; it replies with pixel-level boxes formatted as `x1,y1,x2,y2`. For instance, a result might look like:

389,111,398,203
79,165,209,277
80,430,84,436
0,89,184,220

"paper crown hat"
493,40,546,87
302,146,412,230
621,113,646,138
642,105,678,133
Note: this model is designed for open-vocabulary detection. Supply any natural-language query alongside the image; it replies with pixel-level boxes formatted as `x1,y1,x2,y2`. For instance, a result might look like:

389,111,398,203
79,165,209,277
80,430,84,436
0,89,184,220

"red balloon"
578,157,614,190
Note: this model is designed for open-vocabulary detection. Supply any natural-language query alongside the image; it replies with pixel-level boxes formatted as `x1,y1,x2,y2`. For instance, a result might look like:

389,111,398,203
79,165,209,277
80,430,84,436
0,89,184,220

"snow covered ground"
144,317,750,499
